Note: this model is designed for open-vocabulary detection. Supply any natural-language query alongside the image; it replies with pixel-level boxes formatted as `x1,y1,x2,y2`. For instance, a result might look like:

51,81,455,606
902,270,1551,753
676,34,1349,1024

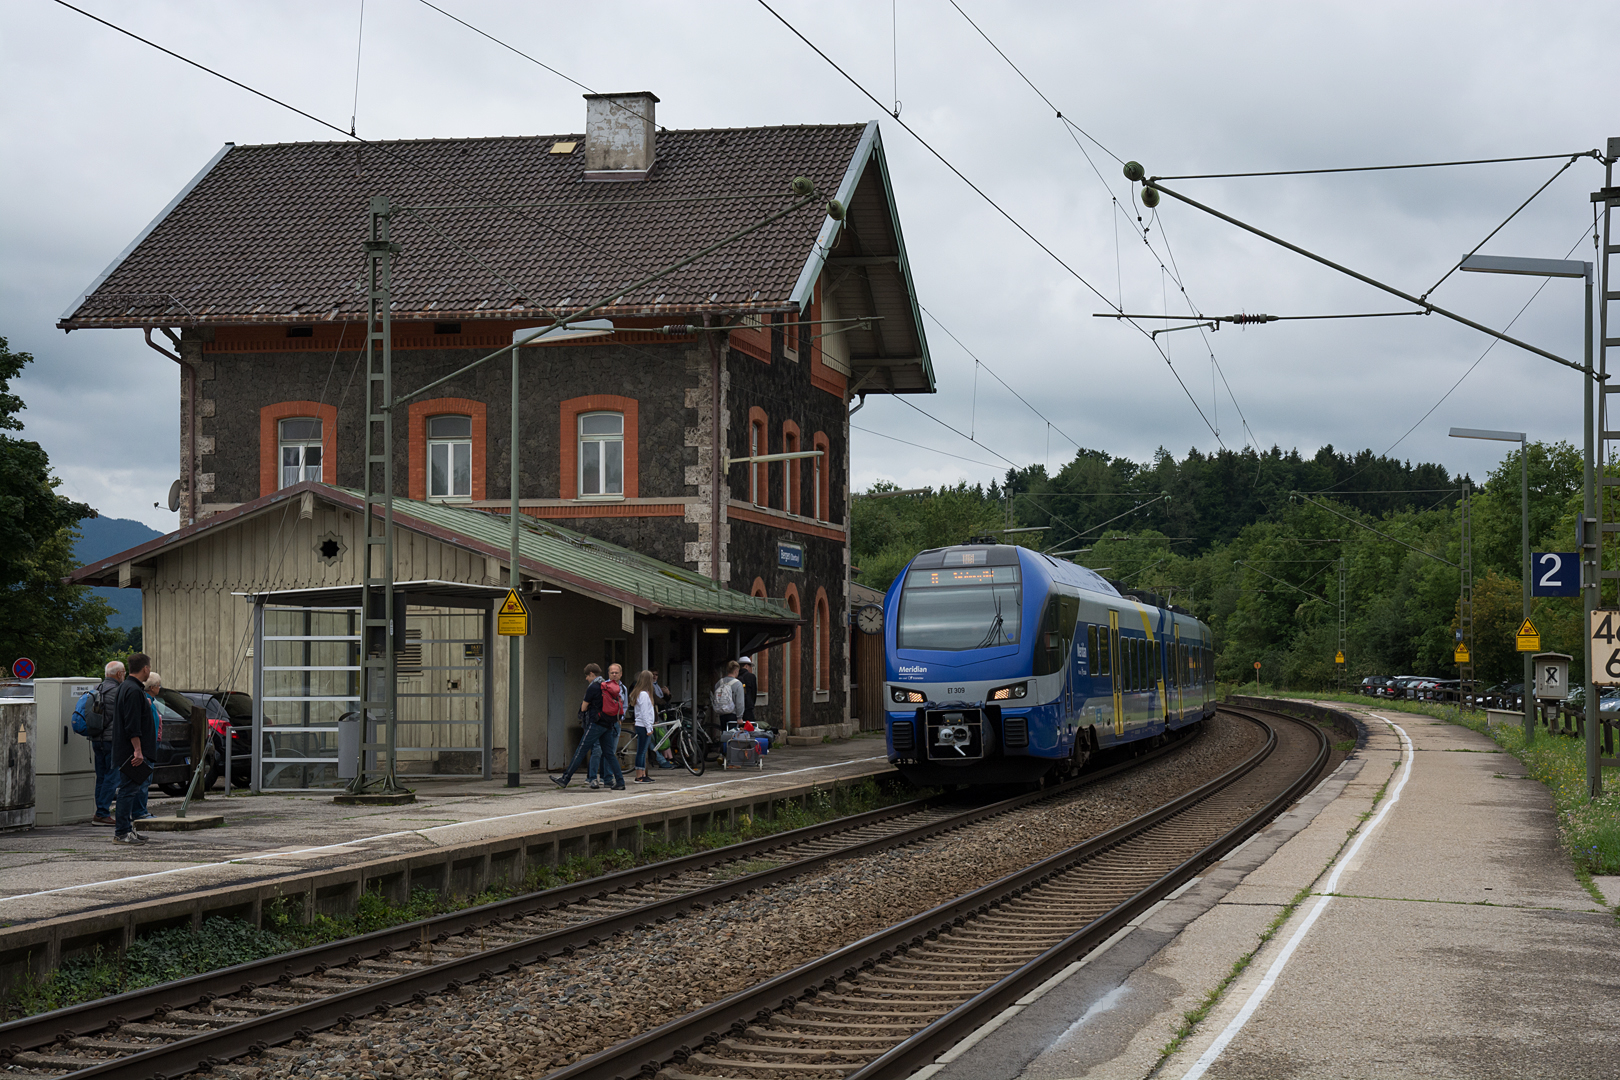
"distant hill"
72,515,165,629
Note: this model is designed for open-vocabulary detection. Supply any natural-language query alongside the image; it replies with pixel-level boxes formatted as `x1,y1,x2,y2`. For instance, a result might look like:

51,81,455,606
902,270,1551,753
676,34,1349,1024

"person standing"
596,663,627,790
737,656,758,729
711,661,745,739
553,664,622,790
628,670,658,783
72,660,124,825
111,653,155,844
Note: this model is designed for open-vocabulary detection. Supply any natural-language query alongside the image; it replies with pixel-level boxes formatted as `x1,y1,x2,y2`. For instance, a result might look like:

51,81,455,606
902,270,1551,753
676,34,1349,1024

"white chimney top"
583,92,659,181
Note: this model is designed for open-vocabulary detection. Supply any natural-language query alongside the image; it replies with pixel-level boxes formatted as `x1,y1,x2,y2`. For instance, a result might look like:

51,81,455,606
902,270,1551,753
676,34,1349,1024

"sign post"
1253,660,1261,696
497,589,529,637
10,658,34,681
1515,618,1541,744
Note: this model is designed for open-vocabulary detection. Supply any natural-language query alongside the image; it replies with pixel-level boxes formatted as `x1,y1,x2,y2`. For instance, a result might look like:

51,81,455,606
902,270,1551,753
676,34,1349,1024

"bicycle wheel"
678,726,704,776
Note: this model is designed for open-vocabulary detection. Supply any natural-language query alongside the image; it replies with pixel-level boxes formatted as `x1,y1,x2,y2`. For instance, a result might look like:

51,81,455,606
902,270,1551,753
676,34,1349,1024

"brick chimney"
583,92,659,181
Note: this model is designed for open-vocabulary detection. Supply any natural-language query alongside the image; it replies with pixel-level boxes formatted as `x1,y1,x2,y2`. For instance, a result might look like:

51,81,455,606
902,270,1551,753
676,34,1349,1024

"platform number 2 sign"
1590,611,1620,685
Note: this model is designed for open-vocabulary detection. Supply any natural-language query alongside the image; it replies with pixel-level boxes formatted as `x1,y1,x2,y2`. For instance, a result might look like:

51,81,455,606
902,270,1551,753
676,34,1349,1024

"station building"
62,93,934,785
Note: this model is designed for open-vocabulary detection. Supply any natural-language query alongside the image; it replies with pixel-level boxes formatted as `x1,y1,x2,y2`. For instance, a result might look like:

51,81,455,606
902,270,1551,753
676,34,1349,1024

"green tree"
0,337,122,677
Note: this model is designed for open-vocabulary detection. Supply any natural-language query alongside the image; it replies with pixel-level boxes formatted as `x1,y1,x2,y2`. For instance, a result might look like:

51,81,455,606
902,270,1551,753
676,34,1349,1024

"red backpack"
600,679,623,718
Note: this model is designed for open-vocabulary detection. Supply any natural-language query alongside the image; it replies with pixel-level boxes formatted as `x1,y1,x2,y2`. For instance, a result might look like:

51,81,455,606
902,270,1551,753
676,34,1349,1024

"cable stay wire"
919,305,1086,452
753,0,1226,448
1421,154,1584,301
942,7,1256,452
348,0,365,136
1294,494,1459,569
1153,150,1600,182
891,396,1024,469
850,424,1004,469
1320,221,1592,493
1234,560,1328,605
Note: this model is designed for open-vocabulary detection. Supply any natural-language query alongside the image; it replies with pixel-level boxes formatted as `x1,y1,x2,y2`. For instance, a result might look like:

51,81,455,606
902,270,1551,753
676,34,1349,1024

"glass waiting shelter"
242,581,506,792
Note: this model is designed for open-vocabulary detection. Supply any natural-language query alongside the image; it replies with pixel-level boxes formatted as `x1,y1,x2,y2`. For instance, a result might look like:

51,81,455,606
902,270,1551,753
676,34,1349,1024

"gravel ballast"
233,715,1265,1080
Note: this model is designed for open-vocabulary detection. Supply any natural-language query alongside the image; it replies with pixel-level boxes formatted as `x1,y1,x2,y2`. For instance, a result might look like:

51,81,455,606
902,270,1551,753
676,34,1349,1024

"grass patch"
3,777,921,1019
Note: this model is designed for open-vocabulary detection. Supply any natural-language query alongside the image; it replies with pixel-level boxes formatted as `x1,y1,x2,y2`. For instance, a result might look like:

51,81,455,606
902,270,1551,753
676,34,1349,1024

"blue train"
883,541,1216,786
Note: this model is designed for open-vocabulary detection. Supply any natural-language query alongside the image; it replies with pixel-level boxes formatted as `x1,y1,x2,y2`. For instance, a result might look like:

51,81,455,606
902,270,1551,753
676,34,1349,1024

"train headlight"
891,686,926,704
988,682,1028,701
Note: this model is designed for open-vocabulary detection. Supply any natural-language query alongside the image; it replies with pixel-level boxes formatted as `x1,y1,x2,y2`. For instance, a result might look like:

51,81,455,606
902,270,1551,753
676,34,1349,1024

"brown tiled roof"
59,125,869,328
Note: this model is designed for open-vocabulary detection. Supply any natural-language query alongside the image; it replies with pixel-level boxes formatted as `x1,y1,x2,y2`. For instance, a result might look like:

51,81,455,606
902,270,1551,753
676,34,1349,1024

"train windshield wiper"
975,592,1012,649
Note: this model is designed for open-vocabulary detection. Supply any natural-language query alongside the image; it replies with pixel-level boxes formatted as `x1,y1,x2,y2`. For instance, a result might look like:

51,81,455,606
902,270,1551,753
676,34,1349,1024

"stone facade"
185,315,851,729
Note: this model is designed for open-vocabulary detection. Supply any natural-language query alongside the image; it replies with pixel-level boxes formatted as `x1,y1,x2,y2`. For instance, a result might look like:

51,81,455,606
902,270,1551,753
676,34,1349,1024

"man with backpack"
712,661,746,739
71,660,124,826
587,663,627,789
112,653,157,844
552,663,625,791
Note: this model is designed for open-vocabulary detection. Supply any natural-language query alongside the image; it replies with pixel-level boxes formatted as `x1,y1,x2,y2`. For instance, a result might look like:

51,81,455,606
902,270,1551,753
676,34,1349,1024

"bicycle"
647,702,712,776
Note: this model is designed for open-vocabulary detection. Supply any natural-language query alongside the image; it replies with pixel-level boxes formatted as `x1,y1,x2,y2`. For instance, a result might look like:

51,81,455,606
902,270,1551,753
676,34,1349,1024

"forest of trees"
852,442,1590,690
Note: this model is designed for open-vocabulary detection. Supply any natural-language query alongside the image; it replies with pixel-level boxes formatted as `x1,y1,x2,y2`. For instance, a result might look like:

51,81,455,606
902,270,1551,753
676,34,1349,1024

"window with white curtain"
279,417,323,488
579,411,624,497
427,414,472,500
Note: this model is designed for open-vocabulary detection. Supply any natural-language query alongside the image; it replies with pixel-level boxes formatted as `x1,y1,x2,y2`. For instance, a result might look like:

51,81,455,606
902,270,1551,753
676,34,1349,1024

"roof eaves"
864,127,935,393
57,142,236,329
789,120,879,314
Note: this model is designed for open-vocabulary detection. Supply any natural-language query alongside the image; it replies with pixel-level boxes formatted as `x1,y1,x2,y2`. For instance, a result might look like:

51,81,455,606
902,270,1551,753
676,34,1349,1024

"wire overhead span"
1153,150,1600,181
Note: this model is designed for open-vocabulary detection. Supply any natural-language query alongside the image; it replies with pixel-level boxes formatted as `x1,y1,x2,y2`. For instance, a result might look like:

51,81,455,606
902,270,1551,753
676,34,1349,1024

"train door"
1172,624,1183,724
1108,610,1123,738
1060,594,1080,731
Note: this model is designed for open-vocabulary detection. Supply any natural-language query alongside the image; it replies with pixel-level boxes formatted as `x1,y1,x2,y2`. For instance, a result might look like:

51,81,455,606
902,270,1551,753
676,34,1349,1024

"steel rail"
543,705,1329,1080
2,726,1204,1078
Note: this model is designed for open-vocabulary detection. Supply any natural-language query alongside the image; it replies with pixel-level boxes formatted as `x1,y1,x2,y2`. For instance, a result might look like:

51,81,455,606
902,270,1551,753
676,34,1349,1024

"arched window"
750,415,768,506
279,418,323,488
814,589,831,697
578,411,624,497
782,422,801,515
426,414,472,500
811,432,831,521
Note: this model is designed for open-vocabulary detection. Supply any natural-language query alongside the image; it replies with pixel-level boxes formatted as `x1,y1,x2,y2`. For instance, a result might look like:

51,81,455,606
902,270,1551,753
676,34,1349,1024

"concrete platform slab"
926,700,1620,1080
0,737,894,990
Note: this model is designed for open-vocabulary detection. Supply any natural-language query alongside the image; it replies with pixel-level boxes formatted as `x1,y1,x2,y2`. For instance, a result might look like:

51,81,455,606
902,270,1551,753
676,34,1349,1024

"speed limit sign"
1590,610,1620,685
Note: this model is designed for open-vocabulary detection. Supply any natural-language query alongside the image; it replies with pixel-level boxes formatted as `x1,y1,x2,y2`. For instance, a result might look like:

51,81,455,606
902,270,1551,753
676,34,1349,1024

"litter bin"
338,713,361,779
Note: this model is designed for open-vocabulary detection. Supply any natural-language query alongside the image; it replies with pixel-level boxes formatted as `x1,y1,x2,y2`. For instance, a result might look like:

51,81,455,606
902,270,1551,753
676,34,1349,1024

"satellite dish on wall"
167,479,182,513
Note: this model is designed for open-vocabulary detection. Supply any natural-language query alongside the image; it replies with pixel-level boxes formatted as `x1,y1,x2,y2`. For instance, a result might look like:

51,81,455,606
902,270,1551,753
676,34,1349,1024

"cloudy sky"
3,0,1615,531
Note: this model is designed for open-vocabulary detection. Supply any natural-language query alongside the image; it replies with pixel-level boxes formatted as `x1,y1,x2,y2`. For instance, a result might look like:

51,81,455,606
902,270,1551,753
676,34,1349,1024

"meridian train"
882,541,1217,787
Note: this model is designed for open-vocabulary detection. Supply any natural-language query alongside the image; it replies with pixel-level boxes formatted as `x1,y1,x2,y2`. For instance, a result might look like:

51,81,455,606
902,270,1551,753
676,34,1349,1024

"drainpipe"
145,327,195,525
705,315,723,583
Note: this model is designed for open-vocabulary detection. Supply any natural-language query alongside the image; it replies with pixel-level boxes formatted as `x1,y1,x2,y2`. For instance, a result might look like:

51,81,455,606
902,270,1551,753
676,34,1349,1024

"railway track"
547,704,1332,1080
0,725,1206,1080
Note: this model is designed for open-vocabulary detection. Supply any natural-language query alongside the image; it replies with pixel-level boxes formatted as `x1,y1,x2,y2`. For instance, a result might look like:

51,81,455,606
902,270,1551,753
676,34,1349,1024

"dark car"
148,694,197,796
1358,676,1386,697
178,690,253,789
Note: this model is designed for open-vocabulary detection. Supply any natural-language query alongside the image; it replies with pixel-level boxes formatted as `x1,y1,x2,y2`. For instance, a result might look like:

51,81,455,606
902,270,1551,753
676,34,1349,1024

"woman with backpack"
629,670,658,784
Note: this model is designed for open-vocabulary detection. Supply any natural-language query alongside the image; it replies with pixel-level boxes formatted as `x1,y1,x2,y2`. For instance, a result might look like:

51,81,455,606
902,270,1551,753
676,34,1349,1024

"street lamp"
1460,254,1596,792
1449,425,1529,742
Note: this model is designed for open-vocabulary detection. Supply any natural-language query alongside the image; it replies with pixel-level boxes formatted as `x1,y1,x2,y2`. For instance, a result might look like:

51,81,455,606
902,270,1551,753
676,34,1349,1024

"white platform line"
0,756,887,904
1178,717,1412,1080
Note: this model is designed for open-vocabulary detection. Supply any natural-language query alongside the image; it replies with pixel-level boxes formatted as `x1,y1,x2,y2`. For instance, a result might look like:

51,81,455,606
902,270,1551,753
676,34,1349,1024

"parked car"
1359,676,1390,697
178,690,253,790
148,695,197,797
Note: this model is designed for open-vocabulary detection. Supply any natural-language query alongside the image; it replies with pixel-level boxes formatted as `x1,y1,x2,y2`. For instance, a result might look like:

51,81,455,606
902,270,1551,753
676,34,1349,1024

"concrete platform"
926,698,1620,1080
0,736,892,991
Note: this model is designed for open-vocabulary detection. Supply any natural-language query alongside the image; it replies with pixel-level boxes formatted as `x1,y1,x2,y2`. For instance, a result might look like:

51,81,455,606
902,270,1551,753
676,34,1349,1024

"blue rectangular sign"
777,540,804,570
1532,552,1580,597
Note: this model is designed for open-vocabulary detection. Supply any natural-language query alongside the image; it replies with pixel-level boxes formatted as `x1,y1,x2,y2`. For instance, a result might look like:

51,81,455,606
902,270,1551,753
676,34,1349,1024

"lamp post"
1450,426,1529,742
1459,255,1595,784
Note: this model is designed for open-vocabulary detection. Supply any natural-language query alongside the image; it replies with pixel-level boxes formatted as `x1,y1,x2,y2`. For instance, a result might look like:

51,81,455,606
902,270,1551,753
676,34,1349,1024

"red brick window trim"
811,431,831,522
782,420,802,516
407,398,487,502
747,406,770,507
259,401,337,498
750,578,770,691
781,310,800,362
560,395,639,500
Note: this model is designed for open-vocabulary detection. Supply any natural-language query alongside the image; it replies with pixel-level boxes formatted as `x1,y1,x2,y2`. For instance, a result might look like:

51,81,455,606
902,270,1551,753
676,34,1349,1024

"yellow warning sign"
497,589,528,636
1515,618,1540,653
1334,650,1346,664
1453,643,1470,663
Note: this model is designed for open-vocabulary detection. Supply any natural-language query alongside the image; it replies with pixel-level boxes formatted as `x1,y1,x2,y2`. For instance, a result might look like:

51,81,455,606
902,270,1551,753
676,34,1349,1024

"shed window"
427,414,472,500
579,411,624,496
279,418,323,487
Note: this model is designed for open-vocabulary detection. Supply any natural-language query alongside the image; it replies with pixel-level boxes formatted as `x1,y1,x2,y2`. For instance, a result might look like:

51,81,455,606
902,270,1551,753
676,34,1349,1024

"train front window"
896,565,1021,651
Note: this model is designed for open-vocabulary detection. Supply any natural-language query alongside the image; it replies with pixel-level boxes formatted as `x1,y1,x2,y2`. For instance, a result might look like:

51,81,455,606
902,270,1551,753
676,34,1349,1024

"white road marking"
0,756,888,903
1178,716,1412,1080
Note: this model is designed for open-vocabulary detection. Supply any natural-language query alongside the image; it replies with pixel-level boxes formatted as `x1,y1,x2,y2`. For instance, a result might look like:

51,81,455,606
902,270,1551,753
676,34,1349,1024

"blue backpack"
71,686,112,738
